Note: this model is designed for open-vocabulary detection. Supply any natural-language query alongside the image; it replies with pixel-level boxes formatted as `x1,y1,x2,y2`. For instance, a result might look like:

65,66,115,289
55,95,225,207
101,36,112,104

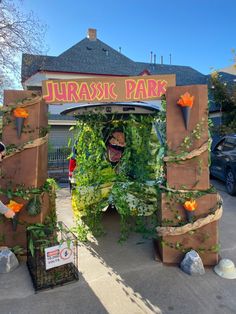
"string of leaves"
71,111,162,241
0,178,58,200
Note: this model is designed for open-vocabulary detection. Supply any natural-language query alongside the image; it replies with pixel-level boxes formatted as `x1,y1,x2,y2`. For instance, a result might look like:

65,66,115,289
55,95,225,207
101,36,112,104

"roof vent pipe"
150,51,153,64
154,54,156,65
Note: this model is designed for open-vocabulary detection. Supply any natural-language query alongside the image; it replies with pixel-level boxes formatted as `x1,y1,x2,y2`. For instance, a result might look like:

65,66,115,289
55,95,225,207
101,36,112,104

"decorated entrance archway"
0,75,221,265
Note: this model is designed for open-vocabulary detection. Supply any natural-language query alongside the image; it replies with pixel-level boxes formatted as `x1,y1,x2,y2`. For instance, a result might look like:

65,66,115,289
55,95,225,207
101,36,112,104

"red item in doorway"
69,158,76,177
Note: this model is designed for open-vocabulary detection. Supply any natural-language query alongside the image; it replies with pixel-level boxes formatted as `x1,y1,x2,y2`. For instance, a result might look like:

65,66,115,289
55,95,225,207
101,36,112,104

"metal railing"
48,148,70,175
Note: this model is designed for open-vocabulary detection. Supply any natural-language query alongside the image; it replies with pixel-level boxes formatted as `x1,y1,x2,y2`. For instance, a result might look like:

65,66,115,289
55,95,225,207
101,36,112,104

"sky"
21,0,236,75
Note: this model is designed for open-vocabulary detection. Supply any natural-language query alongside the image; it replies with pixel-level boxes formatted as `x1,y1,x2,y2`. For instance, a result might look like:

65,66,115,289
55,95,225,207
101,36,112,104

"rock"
180,250,205,275
0,247,19,273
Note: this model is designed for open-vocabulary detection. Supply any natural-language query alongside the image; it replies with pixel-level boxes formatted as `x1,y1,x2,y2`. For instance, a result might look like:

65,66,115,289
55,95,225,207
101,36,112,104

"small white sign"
45,242,74,270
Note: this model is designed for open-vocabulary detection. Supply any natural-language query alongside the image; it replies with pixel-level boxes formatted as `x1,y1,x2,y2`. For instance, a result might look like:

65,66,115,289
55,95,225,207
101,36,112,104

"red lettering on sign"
109,83,117,100
90,82,97,101
47,249,60,257
43,75,173,103
96,82,104,100
125,79,136,99
67,82,79,102
79,82,91,101
103,82,110,100
43,81,55,102
134,80,147,99
147,79,158,97
54,82,67,102
157,80,167,97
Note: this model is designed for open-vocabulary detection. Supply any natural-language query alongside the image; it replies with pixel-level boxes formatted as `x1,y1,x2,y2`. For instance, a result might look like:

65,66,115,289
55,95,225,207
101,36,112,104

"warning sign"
45,242,74,270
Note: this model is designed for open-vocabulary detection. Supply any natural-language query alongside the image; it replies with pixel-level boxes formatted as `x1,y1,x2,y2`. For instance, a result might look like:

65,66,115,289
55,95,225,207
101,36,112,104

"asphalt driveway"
0,179,236,314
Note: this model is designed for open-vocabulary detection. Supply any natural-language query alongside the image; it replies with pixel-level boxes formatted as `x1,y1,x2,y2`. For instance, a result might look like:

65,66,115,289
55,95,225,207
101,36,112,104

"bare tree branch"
0,0,47,101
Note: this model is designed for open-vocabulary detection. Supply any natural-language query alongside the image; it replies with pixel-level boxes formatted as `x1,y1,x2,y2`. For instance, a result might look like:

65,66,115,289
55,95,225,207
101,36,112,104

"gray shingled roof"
55,38,137,75
21,38,136,81
21,37,207,86
133,62,207,85
21,54,56,82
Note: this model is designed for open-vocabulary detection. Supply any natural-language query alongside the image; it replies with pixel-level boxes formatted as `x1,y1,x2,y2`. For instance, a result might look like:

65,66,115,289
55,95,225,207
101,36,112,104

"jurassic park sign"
42,74,176,104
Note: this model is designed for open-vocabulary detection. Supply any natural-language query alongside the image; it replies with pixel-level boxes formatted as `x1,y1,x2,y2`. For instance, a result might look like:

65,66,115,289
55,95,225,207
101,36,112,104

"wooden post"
0,91,52,248
158,85,219,265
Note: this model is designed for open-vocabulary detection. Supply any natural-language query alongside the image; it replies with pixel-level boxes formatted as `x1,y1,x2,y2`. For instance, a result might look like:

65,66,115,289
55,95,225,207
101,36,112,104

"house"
21,28,225,149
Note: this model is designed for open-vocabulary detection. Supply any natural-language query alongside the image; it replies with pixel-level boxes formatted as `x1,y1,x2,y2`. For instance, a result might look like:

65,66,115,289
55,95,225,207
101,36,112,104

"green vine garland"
71,111,163,241
0,178,58,200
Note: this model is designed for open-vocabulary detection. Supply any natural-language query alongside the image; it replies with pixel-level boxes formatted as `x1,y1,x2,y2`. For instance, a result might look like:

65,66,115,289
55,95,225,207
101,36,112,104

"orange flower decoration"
7,200,24,213
177,92,194,107
183,200,197,212
13,108,29,118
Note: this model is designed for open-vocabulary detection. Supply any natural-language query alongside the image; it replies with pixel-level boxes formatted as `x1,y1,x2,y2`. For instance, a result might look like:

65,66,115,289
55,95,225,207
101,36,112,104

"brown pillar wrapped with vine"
157,85,221,266
0,90,54,248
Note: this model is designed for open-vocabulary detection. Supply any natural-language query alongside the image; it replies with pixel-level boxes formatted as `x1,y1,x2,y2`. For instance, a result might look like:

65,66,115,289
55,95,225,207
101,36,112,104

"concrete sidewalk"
0,181,236,314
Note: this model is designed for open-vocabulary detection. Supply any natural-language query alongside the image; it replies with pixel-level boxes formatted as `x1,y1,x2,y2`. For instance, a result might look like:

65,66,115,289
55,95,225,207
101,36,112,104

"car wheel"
226,169,236,196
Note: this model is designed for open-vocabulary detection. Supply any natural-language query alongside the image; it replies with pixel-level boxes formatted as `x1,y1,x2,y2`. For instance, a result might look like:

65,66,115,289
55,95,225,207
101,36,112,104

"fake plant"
71,112,162,241
26,195,41,216
0,178,57,235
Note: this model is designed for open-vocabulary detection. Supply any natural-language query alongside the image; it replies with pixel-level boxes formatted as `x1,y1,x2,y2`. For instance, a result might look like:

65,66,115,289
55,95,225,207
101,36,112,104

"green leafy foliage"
26,195,41,216
166,117,207,162
27,223,56,256
0,178,58,200
71,112,163,241
209,71,236,135
10,245,25,256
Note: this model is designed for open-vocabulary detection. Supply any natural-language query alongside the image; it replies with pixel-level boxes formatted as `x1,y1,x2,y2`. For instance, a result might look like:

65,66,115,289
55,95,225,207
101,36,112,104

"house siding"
49,125,75,149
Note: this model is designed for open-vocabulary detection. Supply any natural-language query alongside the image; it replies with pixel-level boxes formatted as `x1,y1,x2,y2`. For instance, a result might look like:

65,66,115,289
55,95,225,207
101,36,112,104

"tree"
0,0,46,100
209,71,236,135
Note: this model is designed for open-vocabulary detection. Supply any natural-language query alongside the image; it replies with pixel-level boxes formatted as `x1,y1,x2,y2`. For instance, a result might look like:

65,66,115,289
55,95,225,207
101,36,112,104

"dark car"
210,134,236,195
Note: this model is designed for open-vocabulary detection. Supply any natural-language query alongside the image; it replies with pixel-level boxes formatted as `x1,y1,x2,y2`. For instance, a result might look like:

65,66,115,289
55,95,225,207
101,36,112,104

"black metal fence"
27,222,79,292
48,148,70,175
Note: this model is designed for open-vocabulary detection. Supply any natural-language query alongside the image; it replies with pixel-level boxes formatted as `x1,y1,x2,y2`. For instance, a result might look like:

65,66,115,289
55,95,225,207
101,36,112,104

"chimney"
161,56,163,64
150,51,153,64
87,28,97,41
154,54,156,64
